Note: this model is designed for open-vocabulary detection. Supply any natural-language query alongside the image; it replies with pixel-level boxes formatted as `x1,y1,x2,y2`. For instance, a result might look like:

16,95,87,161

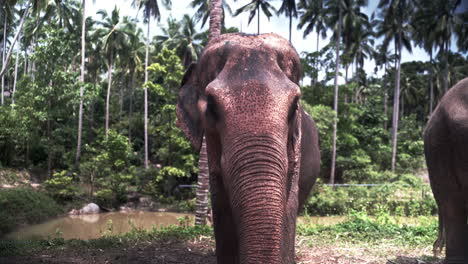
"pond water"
5,211,193,240
5,212,349,241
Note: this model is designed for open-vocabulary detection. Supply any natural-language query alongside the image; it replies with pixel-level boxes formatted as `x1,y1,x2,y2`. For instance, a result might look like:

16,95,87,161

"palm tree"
193,0,223,226
376,0,414,172
234,0,276,35
412,0,437,116
414,0,468,92
325,0,344,184
156,15,203,68
325,0,368,183
76,0,96,165
189,0,232,29
297,0,327,85
278,0,298,42
0,1,30,101
374,44,395,129
120,20,144,144
298,0,327,53
132,0,171,169
96,7,132,137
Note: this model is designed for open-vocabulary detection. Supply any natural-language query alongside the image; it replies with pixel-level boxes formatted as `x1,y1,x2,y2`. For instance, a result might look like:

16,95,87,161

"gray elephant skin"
176,33,321,263
424,77,468,264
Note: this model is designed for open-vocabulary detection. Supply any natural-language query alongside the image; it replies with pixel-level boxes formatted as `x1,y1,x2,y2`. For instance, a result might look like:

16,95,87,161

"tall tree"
325,0,368,183
297,0,327,85
278,0,298,42
412,0,437,116
189,0,232,29
193,0,222,226
132,0,171,169
96,7,131,137
325,0,344,184
155,15,203,68
377,0,414,172
298,0,327,53
234,0,276,35
76,0,91,165
0,1,30,100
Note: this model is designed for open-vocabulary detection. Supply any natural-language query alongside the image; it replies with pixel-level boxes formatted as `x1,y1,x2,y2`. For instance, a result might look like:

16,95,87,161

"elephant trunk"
224,134,294,263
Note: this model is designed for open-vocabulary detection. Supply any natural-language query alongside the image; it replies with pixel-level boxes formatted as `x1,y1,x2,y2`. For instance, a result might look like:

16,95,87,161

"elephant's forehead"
208,33,291,51
200,33,301,85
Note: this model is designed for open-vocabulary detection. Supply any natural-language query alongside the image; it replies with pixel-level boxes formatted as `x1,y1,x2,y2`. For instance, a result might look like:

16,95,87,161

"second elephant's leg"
443,192,467,264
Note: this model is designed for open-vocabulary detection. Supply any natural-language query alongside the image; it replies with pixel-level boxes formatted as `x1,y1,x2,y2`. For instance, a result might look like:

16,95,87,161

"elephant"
176,33,320,263
424,77,468,264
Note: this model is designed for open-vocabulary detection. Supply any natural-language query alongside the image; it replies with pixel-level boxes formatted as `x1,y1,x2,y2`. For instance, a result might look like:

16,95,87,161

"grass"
0,212,439,259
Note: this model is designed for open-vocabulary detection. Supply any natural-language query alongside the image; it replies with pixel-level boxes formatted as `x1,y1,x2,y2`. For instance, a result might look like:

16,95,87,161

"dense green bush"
0,188,62,236
298,211,438,246
303,178,436,216
43,170,79,202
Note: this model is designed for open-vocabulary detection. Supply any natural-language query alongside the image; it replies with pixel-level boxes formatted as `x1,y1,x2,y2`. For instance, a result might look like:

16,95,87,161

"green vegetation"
0,213,437,257
0,188,62,236
298,212,437,247
0,0,466,228
305,176,436,216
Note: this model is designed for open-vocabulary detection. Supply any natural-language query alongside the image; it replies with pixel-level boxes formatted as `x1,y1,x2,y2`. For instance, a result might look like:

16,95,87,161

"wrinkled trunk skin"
207,133,299,263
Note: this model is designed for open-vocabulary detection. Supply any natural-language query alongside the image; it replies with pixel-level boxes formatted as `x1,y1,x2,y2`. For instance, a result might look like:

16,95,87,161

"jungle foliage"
0,0,467,209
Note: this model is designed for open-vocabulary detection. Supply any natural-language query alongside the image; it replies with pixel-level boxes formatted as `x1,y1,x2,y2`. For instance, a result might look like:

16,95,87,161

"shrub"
44,170,79,202
303,179,437,216
0,188,62,236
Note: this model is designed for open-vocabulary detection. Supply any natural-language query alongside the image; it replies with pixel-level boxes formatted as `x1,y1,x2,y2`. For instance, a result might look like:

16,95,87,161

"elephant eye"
288,96,300,122
206,95,219,121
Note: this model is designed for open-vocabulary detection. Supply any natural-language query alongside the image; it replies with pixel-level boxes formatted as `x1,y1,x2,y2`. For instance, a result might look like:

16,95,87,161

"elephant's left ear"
176,63,203,152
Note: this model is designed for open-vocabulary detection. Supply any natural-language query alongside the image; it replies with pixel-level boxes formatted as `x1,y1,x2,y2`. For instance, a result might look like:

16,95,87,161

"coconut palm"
76,0,97,165
234,0,276,35
156,15,203,68
376,0,414,172
0,1,30,102
96,7,132,137
189,0,232,29
120,20,144,143
298,0,327,53
374,44,395,129
412,0,438,116
132,0,171,169
324,0,369,183
278,0,298,42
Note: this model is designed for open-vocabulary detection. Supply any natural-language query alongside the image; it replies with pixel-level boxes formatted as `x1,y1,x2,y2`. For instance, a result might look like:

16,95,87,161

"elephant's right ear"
176,63,203,152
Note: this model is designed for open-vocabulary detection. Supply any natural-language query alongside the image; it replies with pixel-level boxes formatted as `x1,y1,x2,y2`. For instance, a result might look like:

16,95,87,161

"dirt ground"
0,236,443,264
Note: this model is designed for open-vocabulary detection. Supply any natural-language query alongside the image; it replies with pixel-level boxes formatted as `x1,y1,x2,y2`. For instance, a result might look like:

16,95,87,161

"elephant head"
177,33,308,263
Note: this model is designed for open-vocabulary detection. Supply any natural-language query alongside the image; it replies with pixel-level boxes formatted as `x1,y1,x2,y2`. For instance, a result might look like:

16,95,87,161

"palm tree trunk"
429,50,434,116
209,0,222,40
129,67,135,144
76,0,86,166
383,63,388,130
105,50,113,137
12,34,20,107
330,7,342,185
314,31,320,85
257,4,260,35
391,33,402,173
443,39,449,93
144,19,150,169
1,15,7,106
195,135,210,225
289,11,292,43
194,0,223,226
0,3,30,80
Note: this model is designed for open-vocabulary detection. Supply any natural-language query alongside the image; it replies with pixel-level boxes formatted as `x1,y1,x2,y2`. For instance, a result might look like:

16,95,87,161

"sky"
85,0,465,82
